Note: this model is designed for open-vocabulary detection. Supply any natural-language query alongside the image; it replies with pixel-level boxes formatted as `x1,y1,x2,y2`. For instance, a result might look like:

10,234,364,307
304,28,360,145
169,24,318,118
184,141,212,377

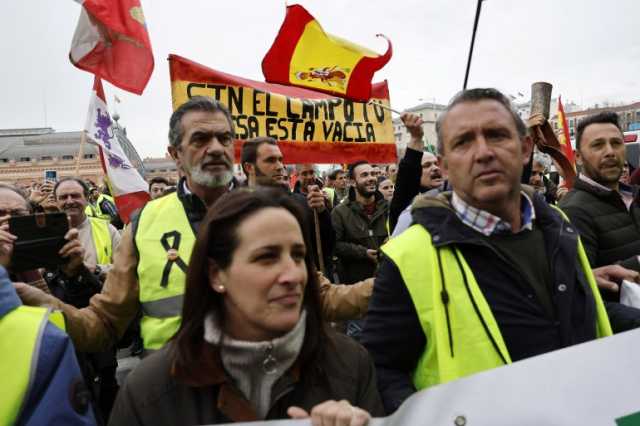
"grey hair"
435,88,527,155
532,152,551,172
168,96,235,148
0,183,31,211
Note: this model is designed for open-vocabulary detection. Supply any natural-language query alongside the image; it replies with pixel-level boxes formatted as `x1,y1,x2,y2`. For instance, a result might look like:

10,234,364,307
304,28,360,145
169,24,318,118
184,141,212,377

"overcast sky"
2,0,639,158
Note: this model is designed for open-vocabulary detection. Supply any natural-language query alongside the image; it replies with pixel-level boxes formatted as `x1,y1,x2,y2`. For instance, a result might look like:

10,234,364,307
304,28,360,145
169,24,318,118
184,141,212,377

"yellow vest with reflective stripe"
382,223,612,390
135,192,195,350
0,306,65,425
89,217,112,265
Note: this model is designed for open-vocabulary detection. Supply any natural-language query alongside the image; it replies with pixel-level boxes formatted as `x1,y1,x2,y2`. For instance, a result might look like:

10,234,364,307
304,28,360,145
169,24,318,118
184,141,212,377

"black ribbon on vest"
159,231,188,288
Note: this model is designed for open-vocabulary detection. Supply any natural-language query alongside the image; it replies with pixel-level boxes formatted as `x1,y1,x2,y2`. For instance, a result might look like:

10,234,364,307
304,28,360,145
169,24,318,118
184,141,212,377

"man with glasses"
0,184,87,290
0,183,115,421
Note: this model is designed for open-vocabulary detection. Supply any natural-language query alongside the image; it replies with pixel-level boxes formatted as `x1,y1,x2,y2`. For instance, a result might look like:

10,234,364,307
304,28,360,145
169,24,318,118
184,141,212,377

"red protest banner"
169,54,396,164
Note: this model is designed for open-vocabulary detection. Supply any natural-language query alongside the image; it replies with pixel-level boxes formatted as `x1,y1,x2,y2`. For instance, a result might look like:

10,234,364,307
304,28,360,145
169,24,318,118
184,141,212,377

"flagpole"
313,210,326,274
368,101,402,115
463,0,484,90
75,131,87,176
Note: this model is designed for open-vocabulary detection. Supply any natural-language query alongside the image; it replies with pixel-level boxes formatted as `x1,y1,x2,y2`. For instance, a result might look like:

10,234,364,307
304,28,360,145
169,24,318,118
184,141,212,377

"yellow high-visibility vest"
134,192,195,350
382,222,612,390
89,217,112,265
0,306,65,425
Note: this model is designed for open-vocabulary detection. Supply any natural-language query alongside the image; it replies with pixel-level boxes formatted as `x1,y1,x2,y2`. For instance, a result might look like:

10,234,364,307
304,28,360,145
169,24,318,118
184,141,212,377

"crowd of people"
1,88,639,425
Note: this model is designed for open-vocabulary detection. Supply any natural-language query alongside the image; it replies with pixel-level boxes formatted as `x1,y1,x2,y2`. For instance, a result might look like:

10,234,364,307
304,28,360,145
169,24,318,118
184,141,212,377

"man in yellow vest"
85,187,117,223
12,97,237,354
54,178,121,278
15,97,369,355
361,88,615,414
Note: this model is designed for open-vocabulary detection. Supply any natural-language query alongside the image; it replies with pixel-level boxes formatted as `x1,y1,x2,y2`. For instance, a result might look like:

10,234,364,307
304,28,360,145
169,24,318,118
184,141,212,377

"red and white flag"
85,77,149,223
70,0,154,95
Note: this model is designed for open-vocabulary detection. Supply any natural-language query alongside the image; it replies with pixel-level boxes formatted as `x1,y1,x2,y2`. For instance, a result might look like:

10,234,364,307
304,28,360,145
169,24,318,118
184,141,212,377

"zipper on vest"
436,249,454,358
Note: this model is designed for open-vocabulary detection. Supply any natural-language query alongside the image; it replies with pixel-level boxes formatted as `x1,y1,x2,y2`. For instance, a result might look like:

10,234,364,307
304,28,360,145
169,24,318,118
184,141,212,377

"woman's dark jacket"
108,332,384,425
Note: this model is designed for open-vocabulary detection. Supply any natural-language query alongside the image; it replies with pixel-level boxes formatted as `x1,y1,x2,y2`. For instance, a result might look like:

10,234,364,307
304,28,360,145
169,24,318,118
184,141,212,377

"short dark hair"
436,88,527,154
148,176,170,191
54,177,90,200
240,137,278,175
575,111,622,151
168,96,235,148
348,160,369,179
172,188,330,382
327,169,344,181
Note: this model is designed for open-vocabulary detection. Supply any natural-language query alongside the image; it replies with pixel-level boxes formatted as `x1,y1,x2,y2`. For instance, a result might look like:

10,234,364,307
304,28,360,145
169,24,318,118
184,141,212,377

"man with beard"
241,137,372,321
14,97,238,355
241,137,335,276
389,113,447,232
560,112,640,308
332,161,389,285
54,178,121,276
332,161,388,339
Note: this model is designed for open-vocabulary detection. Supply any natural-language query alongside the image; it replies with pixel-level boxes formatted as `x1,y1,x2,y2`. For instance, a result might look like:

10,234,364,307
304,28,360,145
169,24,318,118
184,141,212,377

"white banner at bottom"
220,328,640,426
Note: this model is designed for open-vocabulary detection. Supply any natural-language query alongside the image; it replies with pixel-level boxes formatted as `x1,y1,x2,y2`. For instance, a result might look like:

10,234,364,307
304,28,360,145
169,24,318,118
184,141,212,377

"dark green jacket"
331,188,389,284
559,177,640,273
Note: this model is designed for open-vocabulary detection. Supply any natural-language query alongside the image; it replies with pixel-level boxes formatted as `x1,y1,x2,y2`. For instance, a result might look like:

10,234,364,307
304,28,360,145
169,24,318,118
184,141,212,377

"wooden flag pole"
368,100,402,115
313,209,326,273
75,131,87,176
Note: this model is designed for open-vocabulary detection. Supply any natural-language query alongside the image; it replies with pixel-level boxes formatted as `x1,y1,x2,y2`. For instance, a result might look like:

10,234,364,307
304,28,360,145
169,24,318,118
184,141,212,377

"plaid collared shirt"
451,191,536,236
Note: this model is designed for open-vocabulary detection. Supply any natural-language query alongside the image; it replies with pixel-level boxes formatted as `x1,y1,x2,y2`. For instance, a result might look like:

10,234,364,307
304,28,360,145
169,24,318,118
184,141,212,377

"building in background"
142,155,179,182
392,100,446,157
0,127,102,185
0,121,144,186
112,112,145,177
550,101,640,139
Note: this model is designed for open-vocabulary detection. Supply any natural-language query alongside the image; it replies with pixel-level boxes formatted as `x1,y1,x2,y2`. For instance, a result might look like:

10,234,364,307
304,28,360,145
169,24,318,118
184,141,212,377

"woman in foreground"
109,188,383,426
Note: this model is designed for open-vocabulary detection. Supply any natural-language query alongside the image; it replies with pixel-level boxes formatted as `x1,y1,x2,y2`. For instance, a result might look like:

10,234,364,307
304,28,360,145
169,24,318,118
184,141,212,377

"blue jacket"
0,267,96,425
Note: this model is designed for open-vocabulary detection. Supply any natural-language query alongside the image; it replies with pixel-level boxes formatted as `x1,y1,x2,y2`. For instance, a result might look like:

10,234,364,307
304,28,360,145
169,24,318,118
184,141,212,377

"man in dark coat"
331,161,389,285
560,111,640,331
361,88,621,414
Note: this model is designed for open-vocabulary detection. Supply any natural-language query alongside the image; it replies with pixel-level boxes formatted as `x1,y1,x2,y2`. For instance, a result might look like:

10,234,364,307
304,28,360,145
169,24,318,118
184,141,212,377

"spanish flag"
262,4,392,102
557,96,575,166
